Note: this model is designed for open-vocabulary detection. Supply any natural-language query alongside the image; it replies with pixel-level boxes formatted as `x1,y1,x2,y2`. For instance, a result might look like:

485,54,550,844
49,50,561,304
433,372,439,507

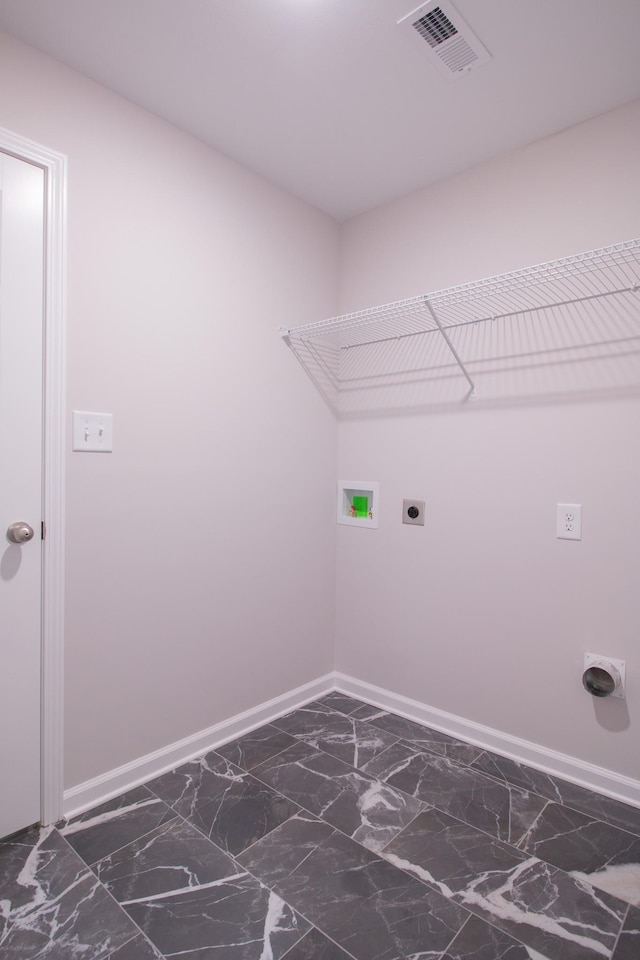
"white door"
0,151,45,839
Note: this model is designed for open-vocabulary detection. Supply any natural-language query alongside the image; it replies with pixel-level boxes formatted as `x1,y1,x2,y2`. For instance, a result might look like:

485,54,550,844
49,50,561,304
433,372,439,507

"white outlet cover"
556,503,582,540
72,410,113,452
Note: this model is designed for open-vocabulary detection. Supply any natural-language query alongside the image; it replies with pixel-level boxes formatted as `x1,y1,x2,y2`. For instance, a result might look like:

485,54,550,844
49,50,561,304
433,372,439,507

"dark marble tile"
0,826,49,919
312,692,369,716
252,740,424,852
0,826,138,959
470,752,557,800
147,750,245,816
383,805,528,886
124,874,309,960
509,791,550,847
441,913,549,959
612,905,640,959
237,810,337,884
106,933,164,959
97,813,309,959
189,777,299,856
272,701,338,731
96,808,309,960
59,785,174,865
364,741,543,844
384,807,627,960
350,704,389,722
281,926,355,960
14,701,630,960
216,723,299,770
273,704,398,769
519,801,640,906
272,703,358,737
96,816,245,904
148,750,299,855
537,783,640,843
241,816,468,960
472,752,640,838
359,711,483,765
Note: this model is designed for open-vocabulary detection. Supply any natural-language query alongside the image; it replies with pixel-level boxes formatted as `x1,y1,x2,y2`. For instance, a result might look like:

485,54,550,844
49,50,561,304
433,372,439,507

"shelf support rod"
424,298,476,398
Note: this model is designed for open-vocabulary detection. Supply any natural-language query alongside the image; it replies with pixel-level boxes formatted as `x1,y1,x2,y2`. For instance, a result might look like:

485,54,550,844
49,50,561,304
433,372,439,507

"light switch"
72,411,113,452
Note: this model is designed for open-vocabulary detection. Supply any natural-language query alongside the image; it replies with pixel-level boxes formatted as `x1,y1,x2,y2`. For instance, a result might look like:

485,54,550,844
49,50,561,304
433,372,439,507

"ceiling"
1,0,639,221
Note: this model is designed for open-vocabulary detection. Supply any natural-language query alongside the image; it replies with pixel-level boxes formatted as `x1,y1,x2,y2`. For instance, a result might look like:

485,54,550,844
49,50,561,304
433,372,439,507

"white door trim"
0,126,67,826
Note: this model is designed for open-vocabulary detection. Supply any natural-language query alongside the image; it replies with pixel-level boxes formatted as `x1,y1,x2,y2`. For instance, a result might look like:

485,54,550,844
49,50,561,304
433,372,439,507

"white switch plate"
72,411,113,452
556,503,581,540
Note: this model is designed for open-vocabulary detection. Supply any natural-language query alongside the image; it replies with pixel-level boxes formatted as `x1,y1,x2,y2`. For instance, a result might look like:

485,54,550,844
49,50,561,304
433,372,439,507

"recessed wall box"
337,481,379,528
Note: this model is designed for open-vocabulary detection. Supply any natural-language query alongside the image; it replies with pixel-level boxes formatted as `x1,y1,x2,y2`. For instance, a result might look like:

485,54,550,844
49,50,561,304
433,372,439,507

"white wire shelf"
280,238,640,416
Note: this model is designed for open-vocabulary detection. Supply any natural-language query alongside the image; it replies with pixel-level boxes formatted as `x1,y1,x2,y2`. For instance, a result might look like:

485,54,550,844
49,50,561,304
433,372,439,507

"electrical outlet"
403,499,425,526
556,503,582,540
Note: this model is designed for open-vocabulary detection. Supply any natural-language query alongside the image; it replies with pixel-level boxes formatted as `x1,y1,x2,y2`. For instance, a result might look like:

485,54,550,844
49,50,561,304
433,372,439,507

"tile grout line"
514,798,550,851
608,903,630,960
435,912,471,960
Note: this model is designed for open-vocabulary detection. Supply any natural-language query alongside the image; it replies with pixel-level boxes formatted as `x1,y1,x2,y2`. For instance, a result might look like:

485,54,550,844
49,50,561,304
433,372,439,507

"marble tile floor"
2,692,640,959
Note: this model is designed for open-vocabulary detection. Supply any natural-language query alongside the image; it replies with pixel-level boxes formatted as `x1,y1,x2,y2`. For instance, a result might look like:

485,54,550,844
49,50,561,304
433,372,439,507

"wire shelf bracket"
423,298,476,398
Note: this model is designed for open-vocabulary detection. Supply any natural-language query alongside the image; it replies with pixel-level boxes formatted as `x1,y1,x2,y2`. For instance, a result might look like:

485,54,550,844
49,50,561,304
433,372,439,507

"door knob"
6,522,35,544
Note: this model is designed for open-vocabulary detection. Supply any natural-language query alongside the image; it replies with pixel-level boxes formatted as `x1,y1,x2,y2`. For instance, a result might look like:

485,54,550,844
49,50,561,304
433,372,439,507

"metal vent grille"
414,7,457,47
433,34,478,72
398,1,492,80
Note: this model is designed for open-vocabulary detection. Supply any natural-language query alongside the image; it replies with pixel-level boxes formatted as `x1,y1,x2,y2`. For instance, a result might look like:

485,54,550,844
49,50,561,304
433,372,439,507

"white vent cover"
398,1,491,80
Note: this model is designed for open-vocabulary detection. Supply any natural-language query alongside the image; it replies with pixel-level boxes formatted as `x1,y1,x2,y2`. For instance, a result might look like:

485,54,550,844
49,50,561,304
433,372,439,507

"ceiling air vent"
398,1,491,80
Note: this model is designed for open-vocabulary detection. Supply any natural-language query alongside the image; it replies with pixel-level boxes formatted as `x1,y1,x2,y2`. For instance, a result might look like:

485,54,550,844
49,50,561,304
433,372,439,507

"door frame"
1,125,67,826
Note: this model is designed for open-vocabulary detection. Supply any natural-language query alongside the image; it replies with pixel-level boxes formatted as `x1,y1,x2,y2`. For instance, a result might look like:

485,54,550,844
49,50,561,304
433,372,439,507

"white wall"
2,26,638,794
0,31,339,789
337,100,640,780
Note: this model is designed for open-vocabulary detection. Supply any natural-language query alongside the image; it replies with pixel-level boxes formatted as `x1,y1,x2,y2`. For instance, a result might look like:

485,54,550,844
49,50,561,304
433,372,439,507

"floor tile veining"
1,692,639,959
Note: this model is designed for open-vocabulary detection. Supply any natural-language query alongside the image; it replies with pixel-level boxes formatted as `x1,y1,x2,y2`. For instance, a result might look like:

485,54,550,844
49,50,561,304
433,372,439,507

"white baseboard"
63,673,334,819
64,669,640,819
335,672,640,809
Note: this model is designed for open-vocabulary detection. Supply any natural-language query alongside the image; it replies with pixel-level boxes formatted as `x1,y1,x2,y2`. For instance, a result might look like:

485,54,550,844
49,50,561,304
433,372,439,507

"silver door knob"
6,522,35,544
